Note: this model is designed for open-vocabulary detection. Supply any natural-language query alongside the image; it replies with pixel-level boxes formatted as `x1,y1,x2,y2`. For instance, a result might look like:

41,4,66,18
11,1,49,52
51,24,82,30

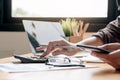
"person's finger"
40,40,68,57
91,51,111,65
36,45,48,51
91,50,120,70
36,47,44,51
98,43,120,50
40,42,55,57
105,49,120,60
47,40,66,54
52,48,80,56
52,51,65,56
109,49,120,55
91,51,108,59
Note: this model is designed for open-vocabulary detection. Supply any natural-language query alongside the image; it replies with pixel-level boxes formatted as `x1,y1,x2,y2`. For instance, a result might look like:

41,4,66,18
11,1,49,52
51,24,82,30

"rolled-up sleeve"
92,19,120,44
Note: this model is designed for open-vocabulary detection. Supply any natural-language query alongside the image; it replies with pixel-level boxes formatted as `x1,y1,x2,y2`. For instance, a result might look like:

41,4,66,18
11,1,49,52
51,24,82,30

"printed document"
0,63,95,73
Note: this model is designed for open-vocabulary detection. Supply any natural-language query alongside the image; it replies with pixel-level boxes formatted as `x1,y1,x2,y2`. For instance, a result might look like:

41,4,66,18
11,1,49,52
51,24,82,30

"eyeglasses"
45,56,85,67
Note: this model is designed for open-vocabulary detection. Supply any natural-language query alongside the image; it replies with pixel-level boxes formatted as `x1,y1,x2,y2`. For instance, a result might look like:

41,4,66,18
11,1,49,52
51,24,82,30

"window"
2,0,117,31
12,0,108,18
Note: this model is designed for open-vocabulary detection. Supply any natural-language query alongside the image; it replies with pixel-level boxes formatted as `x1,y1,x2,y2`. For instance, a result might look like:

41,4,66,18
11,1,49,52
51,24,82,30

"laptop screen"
22,20,65,54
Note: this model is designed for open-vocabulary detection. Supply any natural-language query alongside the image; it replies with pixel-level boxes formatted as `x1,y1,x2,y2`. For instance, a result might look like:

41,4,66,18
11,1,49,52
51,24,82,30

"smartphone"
76,45,111,54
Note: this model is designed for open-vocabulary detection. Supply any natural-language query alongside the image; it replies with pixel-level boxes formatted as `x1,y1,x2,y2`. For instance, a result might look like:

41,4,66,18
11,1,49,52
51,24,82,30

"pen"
46,62,85,67
53,64,85,67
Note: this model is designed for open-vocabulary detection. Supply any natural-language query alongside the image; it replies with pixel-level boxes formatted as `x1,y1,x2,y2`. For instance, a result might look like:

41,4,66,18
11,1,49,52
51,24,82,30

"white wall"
0,32,31,58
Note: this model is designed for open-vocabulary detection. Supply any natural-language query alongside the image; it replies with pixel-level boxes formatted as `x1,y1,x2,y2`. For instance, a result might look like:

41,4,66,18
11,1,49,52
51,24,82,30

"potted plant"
60,18,89,43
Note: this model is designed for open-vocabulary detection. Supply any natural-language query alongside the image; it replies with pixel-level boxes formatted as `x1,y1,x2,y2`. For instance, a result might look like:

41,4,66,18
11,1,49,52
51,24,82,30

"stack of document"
0,63,49,72
0,63,95,73
0,54,98,73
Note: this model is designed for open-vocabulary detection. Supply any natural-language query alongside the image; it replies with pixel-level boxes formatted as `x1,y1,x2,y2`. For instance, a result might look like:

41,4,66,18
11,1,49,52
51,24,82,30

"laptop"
22,20,66,55
13,20,66,63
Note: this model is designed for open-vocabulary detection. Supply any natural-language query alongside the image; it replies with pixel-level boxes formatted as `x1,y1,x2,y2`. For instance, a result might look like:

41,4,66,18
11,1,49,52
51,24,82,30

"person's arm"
75,36,104,46
39,36,104,57
38,16,119,57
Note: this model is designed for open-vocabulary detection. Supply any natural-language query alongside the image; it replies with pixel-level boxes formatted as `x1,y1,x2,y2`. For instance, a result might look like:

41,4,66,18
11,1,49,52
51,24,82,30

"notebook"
22,20,65,55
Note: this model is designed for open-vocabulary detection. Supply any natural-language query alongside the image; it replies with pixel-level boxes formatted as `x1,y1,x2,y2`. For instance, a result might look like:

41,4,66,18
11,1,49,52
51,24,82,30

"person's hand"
91,43,120,70
99,43,120,51
36,40,80,57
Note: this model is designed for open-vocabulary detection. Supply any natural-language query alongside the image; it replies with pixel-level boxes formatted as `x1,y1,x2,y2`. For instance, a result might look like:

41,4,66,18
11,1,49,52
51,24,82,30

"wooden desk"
69,32,94,43
0,54,120,80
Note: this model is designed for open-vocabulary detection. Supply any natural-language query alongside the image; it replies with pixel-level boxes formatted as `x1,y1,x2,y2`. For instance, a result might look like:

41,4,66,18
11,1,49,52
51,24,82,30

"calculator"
14,55,48,63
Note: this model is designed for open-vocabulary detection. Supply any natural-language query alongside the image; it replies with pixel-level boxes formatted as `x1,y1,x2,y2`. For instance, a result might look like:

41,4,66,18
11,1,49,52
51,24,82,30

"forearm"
75,36,104,46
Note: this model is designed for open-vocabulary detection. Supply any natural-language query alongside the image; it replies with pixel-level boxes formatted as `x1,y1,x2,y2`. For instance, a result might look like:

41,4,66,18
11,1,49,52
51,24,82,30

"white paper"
0,63,50,73
76,52,103,63
0,63,95,73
